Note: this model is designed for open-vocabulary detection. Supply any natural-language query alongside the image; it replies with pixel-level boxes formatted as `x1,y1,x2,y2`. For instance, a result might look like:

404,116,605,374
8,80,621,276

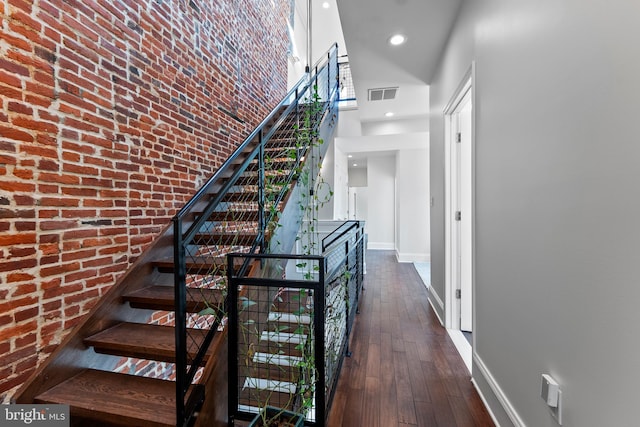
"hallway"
327,251,494,427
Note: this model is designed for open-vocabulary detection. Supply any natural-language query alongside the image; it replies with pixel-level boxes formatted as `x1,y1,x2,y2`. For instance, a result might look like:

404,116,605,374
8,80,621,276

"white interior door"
457,91,473,332
444,68,474,339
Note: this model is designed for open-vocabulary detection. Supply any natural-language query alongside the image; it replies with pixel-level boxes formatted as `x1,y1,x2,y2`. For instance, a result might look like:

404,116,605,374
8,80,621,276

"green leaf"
241,298,257,309
198,307,218,316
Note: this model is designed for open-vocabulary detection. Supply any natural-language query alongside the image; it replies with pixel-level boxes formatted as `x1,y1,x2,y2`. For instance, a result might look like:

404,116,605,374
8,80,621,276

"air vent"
367,87,398,101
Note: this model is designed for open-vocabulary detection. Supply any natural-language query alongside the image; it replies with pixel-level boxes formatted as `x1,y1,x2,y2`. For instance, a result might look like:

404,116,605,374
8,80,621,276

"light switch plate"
541,374,559,407
541,374,562,425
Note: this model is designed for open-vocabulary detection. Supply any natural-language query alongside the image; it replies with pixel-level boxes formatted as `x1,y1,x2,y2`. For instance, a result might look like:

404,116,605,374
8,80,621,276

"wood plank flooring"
327,251,495,427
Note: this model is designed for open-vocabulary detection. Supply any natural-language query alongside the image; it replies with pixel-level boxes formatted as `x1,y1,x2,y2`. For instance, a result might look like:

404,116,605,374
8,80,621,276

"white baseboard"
367,242,395,250
395,250,431,263
473,353,526,427
427,287,444,326
447,329,471,373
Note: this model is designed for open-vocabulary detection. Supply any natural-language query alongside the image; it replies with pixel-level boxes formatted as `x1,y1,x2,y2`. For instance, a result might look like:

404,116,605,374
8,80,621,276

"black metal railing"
171,44,339,426
227,221,365,426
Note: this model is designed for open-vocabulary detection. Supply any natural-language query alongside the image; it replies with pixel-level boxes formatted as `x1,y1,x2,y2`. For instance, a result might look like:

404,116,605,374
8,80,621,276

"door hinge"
455,211,461,221
456,132,462,143
456,289,461,299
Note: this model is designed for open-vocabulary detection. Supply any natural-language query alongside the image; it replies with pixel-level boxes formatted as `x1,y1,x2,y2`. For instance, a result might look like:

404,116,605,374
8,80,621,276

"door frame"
443,63,476,335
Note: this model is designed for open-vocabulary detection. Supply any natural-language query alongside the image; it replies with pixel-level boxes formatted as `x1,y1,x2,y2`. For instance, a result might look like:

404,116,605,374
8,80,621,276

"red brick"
9,246,36,257
40,261,81,278
40,220,78,230
14,306,40,323
61,248,96,262
8,101,33,115
0,319,36,341
0,371,34,395
15,332,37,348
0,125,33,142
7,272,35,283
15,221,36,231
0,233,36,246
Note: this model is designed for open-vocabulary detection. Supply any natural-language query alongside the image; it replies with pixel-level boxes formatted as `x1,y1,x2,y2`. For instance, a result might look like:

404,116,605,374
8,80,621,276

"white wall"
317,139,335,221
288,0,347,89
336,109,362,137
333,145,349,220
430,1,640,426
365,155,395,249
395,149,429,262
348,168,367,187
337,131,430,259
362,117,429,136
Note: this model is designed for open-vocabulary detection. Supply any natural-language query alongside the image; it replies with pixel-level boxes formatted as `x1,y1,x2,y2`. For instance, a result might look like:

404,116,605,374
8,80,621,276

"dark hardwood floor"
327,250,495,427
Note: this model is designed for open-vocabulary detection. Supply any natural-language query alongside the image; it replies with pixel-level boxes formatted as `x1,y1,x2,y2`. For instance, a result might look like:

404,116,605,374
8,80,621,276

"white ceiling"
309,0,462,170
334,0,463,122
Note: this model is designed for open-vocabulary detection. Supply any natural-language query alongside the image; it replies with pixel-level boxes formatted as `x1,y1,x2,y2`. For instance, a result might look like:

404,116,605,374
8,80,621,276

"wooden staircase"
14,43,340,426
13,107,310,427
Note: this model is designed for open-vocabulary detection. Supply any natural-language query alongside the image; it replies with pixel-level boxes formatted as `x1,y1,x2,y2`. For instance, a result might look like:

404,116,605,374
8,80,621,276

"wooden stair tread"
221,189,281,202
254,341,303,358
240,362,301,383
230,175,292,187
206,210,260,222
123,285,223,313
193,232,258,246
85,322,213,363
35,369,177,427
247,158,297,171
152,257,226,274
238,388,297,413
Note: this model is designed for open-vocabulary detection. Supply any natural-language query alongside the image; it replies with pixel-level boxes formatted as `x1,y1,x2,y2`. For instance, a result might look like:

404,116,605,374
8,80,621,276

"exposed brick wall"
0,0,290,401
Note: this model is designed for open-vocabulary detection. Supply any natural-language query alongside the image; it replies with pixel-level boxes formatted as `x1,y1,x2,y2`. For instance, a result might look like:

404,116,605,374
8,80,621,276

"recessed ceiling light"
389,34,406,46
322,2,330,9
348,154,353,158
385,112,394,117
353,163,358,167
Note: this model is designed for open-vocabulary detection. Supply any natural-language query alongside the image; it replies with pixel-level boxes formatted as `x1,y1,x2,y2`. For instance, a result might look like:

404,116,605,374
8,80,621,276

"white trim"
243,377,296,394
427,288,445,326
238,404,261,414
443,63,475,332
470,378,502,427
260,331,307,344
473,353,526,427
395,251,431,263
367,242,395,250
268,312,311,324
447,329,471,373
253,352,303,367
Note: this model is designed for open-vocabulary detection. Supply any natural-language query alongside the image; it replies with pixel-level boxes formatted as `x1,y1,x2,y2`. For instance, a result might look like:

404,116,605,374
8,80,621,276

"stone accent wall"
0,0,290,401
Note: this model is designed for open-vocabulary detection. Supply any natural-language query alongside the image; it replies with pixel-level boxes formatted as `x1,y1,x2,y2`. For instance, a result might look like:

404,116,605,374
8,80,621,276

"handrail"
321,220,361,252
172,44,339,426
173,43,338,224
